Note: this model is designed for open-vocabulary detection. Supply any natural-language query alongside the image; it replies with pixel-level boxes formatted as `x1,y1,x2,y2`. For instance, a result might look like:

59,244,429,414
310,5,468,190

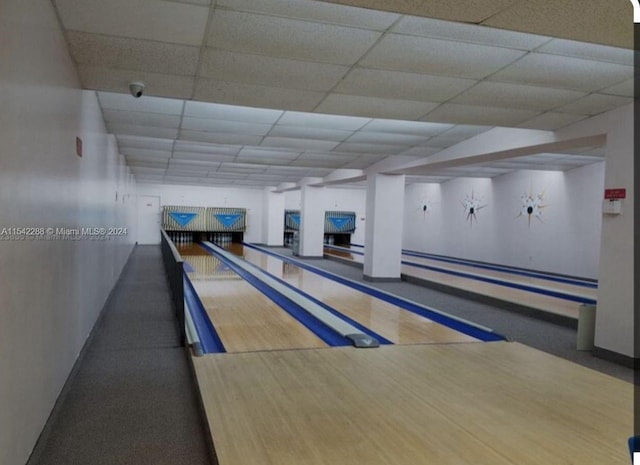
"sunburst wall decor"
517,187,548,227
460,190,487,225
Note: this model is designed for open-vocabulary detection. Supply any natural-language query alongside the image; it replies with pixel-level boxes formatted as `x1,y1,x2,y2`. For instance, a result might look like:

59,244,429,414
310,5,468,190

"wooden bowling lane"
192,341,632,465
401,253,597,300
239,246,479,345
324,247,582,320
180,243,327,353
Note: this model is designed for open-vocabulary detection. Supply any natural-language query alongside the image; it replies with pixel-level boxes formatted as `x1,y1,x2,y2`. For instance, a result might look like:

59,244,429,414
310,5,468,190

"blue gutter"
245,243,505,342
232,246,393,346
401,250,597,288
183,273,226,354
325,245,596,305
345,243,596,288
199,242,352,347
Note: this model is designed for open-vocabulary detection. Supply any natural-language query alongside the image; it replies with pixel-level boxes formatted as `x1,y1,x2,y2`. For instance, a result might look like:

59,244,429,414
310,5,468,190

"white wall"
404,162,605,279
136,184,264,243
0,1,137,464
284,187,367,244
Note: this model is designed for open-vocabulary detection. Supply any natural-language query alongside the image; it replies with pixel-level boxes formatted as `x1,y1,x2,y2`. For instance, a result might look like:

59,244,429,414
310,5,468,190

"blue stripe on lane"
236,247,393,345
246,243,506,342
324,245,596,305
200,242,352,347
344,243,596,288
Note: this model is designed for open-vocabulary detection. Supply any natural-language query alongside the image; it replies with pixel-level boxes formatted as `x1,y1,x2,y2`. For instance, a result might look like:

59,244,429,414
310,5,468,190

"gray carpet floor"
27,245,213,465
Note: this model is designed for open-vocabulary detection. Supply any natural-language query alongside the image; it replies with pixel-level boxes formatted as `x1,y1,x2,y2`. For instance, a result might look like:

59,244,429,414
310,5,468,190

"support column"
261,187,284,246
299,180,326,258
363,173,405,281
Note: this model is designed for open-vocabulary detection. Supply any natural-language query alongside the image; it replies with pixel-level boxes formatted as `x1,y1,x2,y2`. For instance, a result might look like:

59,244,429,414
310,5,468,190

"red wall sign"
604,188,626,200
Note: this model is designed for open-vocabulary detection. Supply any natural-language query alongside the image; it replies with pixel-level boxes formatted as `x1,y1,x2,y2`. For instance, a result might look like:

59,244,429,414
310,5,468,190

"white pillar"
593,109,634,359
363,173,405,281
261,187,284,246
299,180,326,258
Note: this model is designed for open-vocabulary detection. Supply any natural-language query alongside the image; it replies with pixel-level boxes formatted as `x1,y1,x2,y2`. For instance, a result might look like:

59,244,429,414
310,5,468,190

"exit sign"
604,188,626,199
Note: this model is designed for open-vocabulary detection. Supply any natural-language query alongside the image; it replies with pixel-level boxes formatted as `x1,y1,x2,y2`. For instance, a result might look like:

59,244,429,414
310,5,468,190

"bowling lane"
236,245,479,345
333,245,596,300
324,247,581,319
177,243,327,353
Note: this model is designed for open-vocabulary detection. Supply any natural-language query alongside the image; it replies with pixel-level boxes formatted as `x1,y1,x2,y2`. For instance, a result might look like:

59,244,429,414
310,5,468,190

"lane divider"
347,243,596,288
184,273,226,354
324,244,596,305
232,246,393,346
244,243,505,342
200,242,381,348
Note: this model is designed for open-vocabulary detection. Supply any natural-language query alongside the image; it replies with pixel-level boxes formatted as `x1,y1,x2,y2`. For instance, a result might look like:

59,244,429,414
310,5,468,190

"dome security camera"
129,81,145,98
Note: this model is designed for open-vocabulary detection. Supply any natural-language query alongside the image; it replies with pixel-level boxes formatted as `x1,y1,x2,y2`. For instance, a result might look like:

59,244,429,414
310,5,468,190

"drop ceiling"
52,0,632,188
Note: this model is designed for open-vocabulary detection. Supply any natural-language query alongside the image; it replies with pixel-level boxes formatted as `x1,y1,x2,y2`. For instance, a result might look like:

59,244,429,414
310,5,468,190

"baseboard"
592,345,636,368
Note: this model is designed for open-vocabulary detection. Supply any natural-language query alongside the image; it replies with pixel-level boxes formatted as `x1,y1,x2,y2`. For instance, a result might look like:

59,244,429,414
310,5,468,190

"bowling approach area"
162,232,631,465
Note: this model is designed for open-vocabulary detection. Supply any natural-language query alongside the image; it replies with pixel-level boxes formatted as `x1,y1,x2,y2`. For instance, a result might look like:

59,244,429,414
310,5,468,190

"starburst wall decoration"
460,190,487,225
517,187,548,227
416,198,433,220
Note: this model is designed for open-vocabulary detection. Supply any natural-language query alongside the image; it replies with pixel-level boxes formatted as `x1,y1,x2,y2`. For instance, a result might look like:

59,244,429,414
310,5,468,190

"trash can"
576,304,596,351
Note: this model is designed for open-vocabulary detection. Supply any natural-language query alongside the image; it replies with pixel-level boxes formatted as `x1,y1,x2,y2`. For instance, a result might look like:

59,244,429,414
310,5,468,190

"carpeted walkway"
27,245,213,465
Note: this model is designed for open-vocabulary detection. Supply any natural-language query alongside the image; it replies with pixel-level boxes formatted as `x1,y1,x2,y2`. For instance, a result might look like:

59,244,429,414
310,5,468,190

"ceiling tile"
289,158,347,168
517,112,587,130
83,67,194,99
261,136,340,151
172,151,236,162
268,125,352,141
437,124,494,140
535,38,633,66
194,78,325,111
237,147,299,158
55,0,209,45
360,119,452,136
334,68,475,102
277,111,370,130
183,101,282,123
199,49,349,92
166,169,211,177
392,16,550,50
218,162,268,173
316,94,438,120
179,130,264,146
600,78,635,97
489,53,634,92
107,123,178,139
346,132,430,145
116,135,175,150
482,0,632,49
120,147,172,159
127,159,168,169
422,103,539,126
168,159,221,169
174,141,242,156
360,33,526,79
554,93,633,116
396,146,442,157
207,9,381,65
217,0,400,30
181,117,272,135
66,32,199,75
103,109,181,129
451,81,585,111
333,142,409,154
